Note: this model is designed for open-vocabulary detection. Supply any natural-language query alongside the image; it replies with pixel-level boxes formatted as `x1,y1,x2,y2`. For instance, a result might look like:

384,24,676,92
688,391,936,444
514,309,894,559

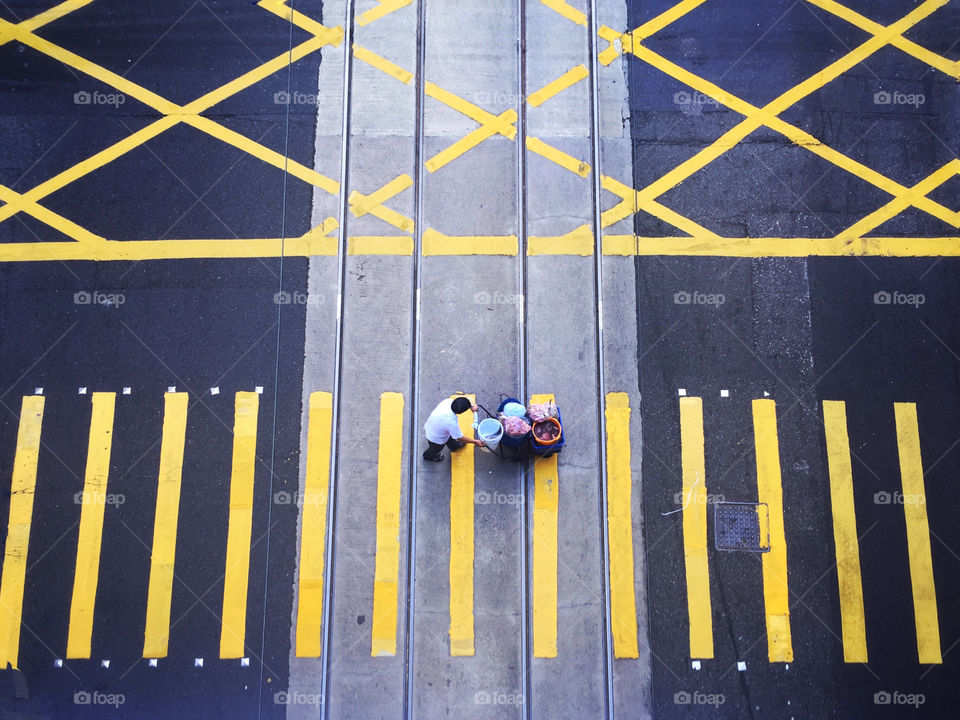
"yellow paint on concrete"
371,392,404,657
357,0,412,26
530,394,558,658
528,225,594,256
528,65,589,106
752,399,792,663
353,43,413,84
605,392,639,658
679,397,713,659
822,400,868,663
597,26,623,66
425,110,518,173
0,396,45,669
540,0,586,26
348,236,414,256
422,230,518,256
143,393,189,659
296,392,333,657
449,394,476,656
67,392,116,659
527,138,591,178
348,174,414,233
894,403,942,664
220,392,259,659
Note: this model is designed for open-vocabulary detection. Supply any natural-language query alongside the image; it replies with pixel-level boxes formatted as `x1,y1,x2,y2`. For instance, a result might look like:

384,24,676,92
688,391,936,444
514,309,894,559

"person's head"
451,397,472,414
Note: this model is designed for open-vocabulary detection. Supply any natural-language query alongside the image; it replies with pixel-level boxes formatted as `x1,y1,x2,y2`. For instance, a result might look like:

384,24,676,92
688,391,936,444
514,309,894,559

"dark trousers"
423,436,463,460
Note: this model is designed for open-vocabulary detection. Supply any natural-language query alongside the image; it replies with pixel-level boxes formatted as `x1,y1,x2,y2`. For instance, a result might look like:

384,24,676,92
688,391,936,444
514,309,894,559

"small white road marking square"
123,387,131,395
678,388,687,396
78,387,87,394
737,661,746,672
148,659,158,667
255,386,263,394
101,659,110,669
34,387,43,395
720,389,729,397
195,658,203,668
210,387,220,395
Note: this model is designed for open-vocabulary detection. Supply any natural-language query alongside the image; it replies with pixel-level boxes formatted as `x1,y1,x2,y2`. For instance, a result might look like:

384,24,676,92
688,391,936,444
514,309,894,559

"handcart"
471,395,565,460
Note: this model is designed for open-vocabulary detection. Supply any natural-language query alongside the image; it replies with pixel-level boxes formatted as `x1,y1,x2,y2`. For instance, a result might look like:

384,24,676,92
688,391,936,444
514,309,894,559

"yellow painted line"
257,0,344,46
597,26,623,66
185,116,340,196
528,225,594,256
220,392,260,659
348,174,414,233
0,185,106,245
422,230,518,256
527,65,588,107
295,392,333,657
425,83,517,138
449,393,476,656
143,392,189,659
348,236,414,255
839,160,960,239
530,393,558,658
626,0,709,42
353,43,413,84
540,0,586,26
598,236,960,258
894,402,941,664
66,392,116,659
806,0,958,80
527,137,590,178
371,392,404,656
752,399,792,663
679,397,713,659
357,0,412,26
0,396,45,669
601,175,719,236
425,110,518,173
605,392,639,658
822,400,867,663
2,0,93,39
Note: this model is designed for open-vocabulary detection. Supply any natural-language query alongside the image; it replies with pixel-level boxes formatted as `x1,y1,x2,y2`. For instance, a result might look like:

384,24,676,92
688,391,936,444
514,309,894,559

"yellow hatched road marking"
425,83,518,138
529,225,594,256
0,396,45,669
425,111,518,173
353,44,414,84
894,403,941,664
528,138,591,178
348,236,414,255
540,0,586,26
143,393,189,659
348,174,414,233
600,175,719,237
295,392,333,657
0,185,106,246
530,393,559,658
806,0,958,79
822,400,868,663
422,230,519,256
1,0,94,39
597,26,623,66
357,0,412,26
371,392,405,657
257,0,344,45
220,392,260,659
605,392,639,658
449,394,476,656
67,392,116,659
528,65,589,107
752,399,792,663
626,0,709,42
679,397,713,659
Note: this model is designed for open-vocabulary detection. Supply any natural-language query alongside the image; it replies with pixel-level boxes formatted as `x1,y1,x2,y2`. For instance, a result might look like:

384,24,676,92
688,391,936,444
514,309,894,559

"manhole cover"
714,502,770,552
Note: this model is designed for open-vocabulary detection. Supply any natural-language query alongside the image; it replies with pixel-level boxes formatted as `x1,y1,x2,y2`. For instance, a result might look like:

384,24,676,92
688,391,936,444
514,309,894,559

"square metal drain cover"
714,502,770,552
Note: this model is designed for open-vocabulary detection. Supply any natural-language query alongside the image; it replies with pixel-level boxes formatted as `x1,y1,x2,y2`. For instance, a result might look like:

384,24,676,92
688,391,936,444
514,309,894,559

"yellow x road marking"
424,82,518,173
358,0,413,27
0,2,343,243
0,185,106,246
618,0,955,233
348,175,415,233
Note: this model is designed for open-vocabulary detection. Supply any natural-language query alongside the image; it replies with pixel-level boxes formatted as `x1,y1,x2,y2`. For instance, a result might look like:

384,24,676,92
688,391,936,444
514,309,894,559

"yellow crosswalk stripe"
822,401,868,663
449,394,476,656
371,392,405,657
143,392,189,658
295,392,333,657
530,393,558,658
605,392,639,658
894,403,941,664
219,392,259,659
67,392,116,659
0,396,45,669
752,399,792,663
679,397,713,659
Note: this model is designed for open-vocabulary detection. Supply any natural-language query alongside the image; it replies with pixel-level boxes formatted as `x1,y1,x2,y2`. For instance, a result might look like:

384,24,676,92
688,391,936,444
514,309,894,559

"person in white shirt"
422,396,485,462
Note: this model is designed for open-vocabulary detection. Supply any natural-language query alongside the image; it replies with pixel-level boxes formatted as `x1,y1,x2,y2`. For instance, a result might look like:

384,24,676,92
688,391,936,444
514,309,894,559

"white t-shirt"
424,398,465,444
